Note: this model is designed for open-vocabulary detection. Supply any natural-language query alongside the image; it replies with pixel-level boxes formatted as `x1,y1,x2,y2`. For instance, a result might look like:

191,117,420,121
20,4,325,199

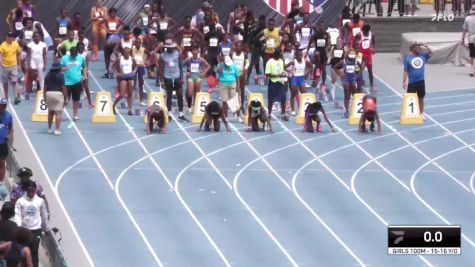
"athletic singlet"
298,25,313,49
13,17,24,32
294,15,304,26
220,42,232,57
263,28,280,53
232,52,245,72
293,59,306,77
188,58,202,77
330,46,345,66
349,20,364,40
106,17,120,34
120,56,133,74
132,46,145,66
344,59,356,76
139,13,149,27
181,28,194,50
92,7,106,24
149,14,159,34
21,28,35,45
121,38,133,49
57,17,69,36
360,31,372,53
283,50,294,72
251,106,261,118
22,4,33,18
314,32,328,51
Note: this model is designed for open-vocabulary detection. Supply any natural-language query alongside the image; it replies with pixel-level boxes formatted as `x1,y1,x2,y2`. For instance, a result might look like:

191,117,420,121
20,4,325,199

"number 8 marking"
40,99,47,110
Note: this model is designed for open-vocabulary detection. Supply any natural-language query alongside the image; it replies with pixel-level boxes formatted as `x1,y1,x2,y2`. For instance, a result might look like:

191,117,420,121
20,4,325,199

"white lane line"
62,110,114,189
375,75,475,157
411,142,475,247
89,71,164,267
471,172,475,195
351,128,475,227
4,99,95,266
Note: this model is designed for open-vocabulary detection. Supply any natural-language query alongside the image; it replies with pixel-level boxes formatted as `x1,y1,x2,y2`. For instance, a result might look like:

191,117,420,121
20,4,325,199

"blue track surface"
11,55,475,267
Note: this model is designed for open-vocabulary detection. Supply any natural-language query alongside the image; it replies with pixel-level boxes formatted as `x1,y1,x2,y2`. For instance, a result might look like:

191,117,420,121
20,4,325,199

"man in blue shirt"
0,98,13,183
60,46,86,121
403,43,433,119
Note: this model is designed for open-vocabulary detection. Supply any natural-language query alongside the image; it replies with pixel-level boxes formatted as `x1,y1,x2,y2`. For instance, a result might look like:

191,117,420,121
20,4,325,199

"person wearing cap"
462,5,475,77
159,36,188,122
10,168,49,214
247,100,273,132
0,98,13,183
359,94,381,134
146,105,168,134
43,62,66,135
333,49,362,118
198,101,231,132
14,180,48,267
217,55,242,121
60,46,87,121
0,32,21,104
403,42,433,120
265,48,288,121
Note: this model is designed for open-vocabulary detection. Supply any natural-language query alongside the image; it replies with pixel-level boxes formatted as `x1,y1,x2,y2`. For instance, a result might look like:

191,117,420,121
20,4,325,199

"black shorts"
407,80,426,99
268,81,287,105
315,50,328,65
104,43,115,60
164,78,181,92
469,43,475,58
0,143,8,160
66,82,83,102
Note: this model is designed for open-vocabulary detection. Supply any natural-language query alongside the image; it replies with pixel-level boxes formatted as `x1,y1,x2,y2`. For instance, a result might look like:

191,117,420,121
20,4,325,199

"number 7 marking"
100,100,107,112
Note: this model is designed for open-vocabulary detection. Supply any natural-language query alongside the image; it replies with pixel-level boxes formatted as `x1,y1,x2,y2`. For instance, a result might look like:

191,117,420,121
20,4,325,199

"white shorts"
30,58,44,70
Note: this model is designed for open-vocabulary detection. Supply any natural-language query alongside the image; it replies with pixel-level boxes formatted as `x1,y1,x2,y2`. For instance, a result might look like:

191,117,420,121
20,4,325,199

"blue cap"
0,98,8,105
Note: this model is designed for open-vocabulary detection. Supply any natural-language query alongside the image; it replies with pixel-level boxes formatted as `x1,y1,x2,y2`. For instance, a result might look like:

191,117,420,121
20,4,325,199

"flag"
263,0,328,16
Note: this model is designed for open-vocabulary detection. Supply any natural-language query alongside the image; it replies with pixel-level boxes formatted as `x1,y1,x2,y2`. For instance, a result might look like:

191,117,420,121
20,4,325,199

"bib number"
333,50,343,58
346,65,355,73
316,39,326,48
24,31,33,40
203,26,210,34
190,63,200,73
59,26,67,35
134,55,143,65
15,22,23,31
108,22,117,32
183,37,192,47
362,39,371,49
123,65,132,74
302,28,310,37
266,38,275,49
352,27,361,36
159,22,168,30
209,38,218,47
222,47,230,56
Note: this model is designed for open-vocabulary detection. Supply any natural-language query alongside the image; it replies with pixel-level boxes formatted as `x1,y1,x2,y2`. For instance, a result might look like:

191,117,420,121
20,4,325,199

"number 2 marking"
357,102,363,113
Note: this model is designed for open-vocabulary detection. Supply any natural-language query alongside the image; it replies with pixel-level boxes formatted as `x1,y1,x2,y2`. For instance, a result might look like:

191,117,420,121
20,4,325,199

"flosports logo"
263,0,327,16
431,13,455,22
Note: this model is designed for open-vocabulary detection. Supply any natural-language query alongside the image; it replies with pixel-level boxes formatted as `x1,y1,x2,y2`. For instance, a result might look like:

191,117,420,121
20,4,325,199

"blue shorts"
344,75,357,86
290,76,305,87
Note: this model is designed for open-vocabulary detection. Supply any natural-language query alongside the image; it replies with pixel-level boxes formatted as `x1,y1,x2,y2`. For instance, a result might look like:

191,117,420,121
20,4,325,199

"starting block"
400,93,424,125
348,93,371,125
296,93,316,125
92,92,116,123
244,93,265,124
144,92,167,124
191,92,211,124
31,90,48,122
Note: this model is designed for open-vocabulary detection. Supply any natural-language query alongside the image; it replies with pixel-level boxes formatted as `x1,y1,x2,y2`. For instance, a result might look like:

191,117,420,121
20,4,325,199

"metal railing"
5,148,68,267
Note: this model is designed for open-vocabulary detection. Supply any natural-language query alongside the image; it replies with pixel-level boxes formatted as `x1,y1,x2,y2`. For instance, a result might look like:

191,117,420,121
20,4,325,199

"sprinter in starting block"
303,102,336,133
146,105,168,134
198,101,231,132
359,94,381,134
247,100,273,133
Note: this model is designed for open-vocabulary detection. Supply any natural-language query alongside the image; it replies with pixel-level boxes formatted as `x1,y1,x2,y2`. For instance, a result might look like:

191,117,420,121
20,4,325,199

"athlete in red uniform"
359,94,381,134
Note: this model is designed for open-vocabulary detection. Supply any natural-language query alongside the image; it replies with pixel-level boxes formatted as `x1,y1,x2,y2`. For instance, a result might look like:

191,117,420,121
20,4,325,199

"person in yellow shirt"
265,48,289,121
0,33,22,104
256,18,286,68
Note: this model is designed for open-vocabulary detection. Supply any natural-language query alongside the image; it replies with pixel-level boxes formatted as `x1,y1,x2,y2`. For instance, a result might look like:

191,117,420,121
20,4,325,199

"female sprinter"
302,102,336,133
184,46,211,110
112,47,135,115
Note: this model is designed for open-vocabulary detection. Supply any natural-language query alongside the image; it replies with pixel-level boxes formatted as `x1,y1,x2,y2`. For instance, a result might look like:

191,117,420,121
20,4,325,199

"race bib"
59,26,67,35
316,39,326,47
134,55,143,65
123,65,132,74
209,38,218,47
302,28,310,37
24,30,33,40
295,63,305,76
342,19,351,26
15,22,23,31
108,22,117,31
190,62,200,73
352,27,361,36
203,26,210,34
237,34,243,41
222,47,230,56
333,50,343,58
234,58,244,70
150,22,157,34
26,11,32,17
346,65,355,73
183,37,192,47
159,22,168,30
142,16,148,25
168,61,175,67
362,39,371,49
266,38,275,49
95,12,101,19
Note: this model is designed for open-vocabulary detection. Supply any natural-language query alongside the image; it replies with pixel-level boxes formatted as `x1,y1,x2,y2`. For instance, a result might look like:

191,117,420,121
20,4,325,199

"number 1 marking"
408,102,414,114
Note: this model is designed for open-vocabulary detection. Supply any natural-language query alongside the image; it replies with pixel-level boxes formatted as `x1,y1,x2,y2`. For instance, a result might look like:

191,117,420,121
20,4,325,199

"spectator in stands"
388,0,404,17
405,0,417,16
403,43,433,120
0,202,17,241
462,5,475,77
0,227,34,267
14,180,48,267
10,167,50,217
0,98,14,183
44,63,67,135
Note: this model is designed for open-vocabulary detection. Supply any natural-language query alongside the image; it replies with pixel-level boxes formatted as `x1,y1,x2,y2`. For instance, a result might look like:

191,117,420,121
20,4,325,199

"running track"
9,54,475,267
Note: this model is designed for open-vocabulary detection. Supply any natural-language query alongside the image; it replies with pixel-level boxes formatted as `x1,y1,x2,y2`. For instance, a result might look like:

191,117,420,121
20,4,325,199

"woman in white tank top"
284,49,312,116
231,41,248,118
112,47,136,115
